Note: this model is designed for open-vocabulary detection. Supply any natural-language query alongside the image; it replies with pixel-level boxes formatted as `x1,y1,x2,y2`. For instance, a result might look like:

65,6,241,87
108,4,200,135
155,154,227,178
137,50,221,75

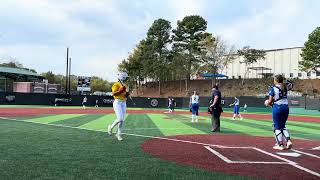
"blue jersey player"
229,96,243,120
265,74,293,150
189,91,200,122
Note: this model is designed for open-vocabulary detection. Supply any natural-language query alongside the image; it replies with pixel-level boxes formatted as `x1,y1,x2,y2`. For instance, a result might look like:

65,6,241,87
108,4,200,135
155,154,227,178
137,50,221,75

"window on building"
307,72,311,77
298,73,302,77
290,73,293,77
316,71,320,76
238,76,241,79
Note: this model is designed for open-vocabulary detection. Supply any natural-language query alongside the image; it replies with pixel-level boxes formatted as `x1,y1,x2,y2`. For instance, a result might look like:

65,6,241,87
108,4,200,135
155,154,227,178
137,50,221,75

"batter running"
107,71,129,141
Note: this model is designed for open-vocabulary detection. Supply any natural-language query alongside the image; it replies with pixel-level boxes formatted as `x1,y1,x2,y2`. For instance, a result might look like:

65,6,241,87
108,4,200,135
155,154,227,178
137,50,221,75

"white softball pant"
110,99,126,136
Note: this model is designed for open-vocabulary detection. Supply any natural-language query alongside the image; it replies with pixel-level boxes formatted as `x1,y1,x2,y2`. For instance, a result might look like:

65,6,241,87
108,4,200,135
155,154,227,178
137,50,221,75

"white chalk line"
204,146,289,164
291,149,320,159
0,116,319,178
124,128,198,131
312,146,320,150
0,116,17,120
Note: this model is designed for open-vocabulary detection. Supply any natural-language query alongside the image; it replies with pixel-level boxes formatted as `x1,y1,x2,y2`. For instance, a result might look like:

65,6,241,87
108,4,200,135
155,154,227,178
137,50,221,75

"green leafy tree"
237,46,266,65
91,76,111,92
172,15,207,79
237,46,266,84
41,71,56,83
119,18,172,95
300,27,320,73
145,18,172,95
172,15,207,94
0,59,23,68
118,40,146,95
199,34,236,86
0,59,37,73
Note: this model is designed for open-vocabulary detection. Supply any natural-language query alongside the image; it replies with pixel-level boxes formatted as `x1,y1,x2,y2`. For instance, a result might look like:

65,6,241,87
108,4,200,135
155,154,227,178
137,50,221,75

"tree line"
118,15,266,95
119,15,320,95
0,58,37,73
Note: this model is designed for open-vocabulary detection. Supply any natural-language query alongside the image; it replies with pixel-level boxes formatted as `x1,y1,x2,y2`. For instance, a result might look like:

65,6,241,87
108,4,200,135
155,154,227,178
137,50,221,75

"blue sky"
0,0,319,81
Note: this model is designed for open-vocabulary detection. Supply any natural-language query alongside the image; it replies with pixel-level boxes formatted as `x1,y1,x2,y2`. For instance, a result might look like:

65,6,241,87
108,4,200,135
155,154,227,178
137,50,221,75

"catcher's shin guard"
282,128,290,141
274,129,283,145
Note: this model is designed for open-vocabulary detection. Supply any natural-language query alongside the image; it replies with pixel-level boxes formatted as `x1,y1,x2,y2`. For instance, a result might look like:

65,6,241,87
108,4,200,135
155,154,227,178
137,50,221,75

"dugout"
0,67,44,92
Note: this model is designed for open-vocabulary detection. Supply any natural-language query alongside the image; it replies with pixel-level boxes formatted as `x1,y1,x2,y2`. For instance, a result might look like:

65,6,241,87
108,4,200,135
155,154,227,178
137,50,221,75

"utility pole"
65,47,69,94
68,57,71,95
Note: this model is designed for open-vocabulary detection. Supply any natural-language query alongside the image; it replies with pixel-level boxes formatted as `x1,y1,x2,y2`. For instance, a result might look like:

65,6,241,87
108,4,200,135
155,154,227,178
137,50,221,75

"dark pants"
211,107,222,130
211,114,221,130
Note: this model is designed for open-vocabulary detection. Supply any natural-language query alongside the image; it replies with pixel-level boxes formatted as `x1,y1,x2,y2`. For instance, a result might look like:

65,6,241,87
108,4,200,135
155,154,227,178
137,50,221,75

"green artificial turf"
0,119,258,180
0,110,319,180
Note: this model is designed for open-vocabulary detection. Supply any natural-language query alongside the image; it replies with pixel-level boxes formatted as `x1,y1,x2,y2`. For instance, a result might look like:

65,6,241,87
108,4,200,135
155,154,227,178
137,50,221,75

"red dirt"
141,134,320,180
0,107,319,123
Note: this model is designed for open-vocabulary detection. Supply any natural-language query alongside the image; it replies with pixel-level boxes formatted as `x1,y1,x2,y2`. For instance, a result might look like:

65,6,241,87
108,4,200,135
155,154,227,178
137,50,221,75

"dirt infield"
0,107,319,123
141,134,320,180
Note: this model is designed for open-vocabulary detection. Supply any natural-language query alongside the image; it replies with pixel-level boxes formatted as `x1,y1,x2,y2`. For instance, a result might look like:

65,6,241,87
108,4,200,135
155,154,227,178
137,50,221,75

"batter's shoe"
107,125,112,136
115,134,123,141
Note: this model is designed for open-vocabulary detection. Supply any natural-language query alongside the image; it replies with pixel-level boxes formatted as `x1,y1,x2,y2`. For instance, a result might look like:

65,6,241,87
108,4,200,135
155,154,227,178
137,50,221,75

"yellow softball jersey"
112,81,127,100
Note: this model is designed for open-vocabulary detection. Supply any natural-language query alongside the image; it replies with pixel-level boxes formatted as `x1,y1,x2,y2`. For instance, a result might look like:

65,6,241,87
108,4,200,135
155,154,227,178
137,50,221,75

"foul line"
0,117,319,178
291,149,320,159
124,128,198,131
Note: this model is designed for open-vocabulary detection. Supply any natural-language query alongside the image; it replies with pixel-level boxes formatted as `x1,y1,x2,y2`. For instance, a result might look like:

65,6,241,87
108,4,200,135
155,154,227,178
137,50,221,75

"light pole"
65,47,69,94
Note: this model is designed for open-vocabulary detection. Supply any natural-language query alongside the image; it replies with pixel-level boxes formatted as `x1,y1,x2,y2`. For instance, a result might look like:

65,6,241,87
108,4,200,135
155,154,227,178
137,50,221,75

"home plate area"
141,134,320,180
204,146,289,164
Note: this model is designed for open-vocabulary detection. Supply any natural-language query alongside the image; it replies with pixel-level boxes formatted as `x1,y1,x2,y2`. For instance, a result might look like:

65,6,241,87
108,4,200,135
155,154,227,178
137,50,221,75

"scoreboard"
77,76,91,92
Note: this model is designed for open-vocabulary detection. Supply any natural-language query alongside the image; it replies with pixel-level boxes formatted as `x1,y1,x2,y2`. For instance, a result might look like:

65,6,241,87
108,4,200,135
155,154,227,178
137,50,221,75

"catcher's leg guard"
282,128,290,141
274,129,283,145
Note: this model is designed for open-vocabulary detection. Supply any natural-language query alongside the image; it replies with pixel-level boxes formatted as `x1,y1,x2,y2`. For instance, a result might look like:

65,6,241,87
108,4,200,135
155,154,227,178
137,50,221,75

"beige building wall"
224,47,319,79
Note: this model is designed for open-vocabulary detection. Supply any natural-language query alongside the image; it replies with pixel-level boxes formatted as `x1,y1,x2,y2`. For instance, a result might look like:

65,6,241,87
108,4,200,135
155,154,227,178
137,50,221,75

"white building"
223,47,320,79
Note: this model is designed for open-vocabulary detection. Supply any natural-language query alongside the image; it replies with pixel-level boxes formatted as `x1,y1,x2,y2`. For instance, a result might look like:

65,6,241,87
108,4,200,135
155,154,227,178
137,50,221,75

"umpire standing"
209,85,223,132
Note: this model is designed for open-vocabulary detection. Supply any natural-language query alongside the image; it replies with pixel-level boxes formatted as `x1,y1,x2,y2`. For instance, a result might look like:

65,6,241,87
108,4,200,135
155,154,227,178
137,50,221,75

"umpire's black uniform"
210,86,223,132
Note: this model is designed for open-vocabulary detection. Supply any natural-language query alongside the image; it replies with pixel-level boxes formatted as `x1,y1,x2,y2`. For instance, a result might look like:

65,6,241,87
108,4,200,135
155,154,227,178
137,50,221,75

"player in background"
171,98,176,112
168,97,173,113
265,74,293,150
95,99,99,108
107,72,129,141
82,96,87,109
189,91,199,123
229,96,243,120
243,104,247,112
